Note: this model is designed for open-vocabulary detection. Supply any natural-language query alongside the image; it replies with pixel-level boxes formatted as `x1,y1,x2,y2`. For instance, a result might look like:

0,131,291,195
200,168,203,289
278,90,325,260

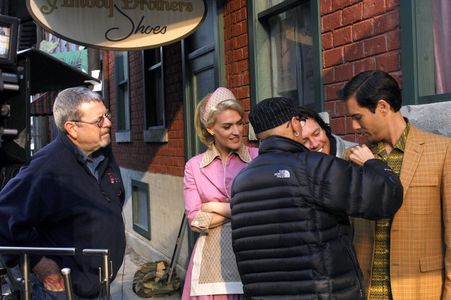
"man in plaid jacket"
340,70,450,300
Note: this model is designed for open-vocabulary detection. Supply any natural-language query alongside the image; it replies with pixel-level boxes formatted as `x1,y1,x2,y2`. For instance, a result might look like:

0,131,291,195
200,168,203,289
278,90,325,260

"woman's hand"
192,202,232,230
201,202,231,218
201,202,213,212
349,144,375,166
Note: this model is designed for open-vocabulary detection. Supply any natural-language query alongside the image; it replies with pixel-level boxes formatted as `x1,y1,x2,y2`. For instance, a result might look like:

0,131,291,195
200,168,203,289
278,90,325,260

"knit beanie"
249,97,298,134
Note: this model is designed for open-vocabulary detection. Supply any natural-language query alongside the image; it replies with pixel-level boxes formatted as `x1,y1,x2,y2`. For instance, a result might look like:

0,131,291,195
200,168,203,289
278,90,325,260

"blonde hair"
194,95,244,146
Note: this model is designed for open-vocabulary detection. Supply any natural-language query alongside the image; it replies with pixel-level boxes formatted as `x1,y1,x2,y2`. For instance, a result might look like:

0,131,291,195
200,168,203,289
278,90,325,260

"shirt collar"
58,133,88,163
200,144,252,168
371,120,411,156
76,147,90,163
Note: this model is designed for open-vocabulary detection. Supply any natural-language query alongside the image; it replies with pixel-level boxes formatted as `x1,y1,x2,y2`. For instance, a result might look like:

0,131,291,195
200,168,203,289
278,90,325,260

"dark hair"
337,70,402,112
297,106,332,138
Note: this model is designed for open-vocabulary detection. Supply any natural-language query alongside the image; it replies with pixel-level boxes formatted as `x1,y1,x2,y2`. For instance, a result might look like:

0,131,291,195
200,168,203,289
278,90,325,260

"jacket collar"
200,144,252,168
56,132,110,165
399,125,425,194
259,135,308,154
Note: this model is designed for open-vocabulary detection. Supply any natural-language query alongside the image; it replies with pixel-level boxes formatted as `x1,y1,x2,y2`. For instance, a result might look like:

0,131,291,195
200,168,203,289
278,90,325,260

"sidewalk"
111,246,182,300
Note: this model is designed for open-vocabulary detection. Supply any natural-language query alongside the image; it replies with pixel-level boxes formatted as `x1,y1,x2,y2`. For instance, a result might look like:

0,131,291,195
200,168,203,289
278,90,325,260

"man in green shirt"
339,70,450,300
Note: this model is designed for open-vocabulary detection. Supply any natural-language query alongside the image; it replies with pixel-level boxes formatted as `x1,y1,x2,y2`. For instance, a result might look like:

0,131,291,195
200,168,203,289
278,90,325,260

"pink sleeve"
183,159,202,225
249,146,259,159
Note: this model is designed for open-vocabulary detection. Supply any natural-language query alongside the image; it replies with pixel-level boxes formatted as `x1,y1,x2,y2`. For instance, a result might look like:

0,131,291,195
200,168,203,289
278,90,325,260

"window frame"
400,0,451,104
142,47,168,143
131,179,151,240
114,51,131,143
247,0,323,110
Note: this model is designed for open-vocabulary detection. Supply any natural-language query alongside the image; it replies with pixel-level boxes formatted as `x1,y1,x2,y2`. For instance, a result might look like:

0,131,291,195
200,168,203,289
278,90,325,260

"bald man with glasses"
0,87,125,299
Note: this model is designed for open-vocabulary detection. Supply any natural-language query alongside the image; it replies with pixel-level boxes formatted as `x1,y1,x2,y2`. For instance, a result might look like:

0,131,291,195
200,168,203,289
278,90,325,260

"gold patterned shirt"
367,122,410,300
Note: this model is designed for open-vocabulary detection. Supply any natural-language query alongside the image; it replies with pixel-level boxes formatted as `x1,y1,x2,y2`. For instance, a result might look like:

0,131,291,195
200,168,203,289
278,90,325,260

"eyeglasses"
71,111,112,128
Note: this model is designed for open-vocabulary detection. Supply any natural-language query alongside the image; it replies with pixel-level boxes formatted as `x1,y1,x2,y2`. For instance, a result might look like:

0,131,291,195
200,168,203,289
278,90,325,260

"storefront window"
248,0,322,110
132,180,151,240
401,0,451,103
114,51,131,142
143,47,167,142
431,0,451,95
267,3,315,105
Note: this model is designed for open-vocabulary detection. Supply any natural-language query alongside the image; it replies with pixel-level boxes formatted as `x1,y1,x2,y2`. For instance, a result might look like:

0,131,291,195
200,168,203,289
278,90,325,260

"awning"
30,91,59,116
18,48,99,94
17,48,100,116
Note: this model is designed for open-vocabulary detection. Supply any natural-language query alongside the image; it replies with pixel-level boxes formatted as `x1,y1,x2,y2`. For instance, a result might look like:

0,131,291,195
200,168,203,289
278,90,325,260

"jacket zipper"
367,221,377,299
344,243,364,299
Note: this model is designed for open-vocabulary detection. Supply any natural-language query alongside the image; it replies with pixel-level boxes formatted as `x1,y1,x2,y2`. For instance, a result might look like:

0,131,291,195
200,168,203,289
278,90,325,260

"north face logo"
274,170,290,178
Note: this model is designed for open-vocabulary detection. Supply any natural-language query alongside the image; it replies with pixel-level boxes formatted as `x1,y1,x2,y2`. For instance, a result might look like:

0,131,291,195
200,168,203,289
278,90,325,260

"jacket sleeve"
302,152,403,219
183,159,213,230
442,142,451,299
0,168,53,267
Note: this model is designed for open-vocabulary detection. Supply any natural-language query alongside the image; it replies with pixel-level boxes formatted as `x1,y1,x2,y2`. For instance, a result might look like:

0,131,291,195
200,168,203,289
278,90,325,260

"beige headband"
201,87,236,124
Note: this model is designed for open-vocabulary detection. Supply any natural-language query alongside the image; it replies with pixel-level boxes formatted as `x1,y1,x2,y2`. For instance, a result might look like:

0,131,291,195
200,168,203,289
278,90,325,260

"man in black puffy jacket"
231,97,403,300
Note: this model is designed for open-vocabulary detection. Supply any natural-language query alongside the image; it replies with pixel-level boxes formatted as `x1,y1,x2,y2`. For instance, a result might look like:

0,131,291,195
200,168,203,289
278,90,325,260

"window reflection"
267,3,315,107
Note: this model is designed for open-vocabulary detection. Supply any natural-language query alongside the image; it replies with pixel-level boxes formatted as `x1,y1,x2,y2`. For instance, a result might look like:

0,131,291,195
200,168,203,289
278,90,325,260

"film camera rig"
0,247,114,300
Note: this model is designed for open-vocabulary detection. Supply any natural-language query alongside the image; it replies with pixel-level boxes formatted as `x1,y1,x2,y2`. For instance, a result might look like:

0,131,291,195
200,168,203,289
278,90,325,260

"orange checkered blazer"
352,126,451,300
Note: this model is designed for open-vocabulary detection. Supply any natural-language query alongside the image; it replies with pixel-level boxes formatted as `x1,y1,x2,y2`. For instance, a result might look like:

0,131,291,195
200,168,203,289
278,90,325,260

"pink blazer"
184,145,258,224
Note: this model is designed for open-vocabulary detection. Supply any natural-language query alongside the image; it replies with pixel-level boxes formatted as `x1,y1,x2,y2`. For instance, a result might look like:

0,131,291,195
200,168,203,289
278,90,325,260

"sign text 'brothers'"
26,0,206,50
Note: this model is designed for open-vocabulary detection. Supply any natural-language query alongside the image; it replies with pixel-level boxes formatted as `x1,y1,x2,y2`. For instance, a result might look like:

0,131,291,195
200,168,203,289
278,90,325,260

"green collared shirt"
368,122,410,300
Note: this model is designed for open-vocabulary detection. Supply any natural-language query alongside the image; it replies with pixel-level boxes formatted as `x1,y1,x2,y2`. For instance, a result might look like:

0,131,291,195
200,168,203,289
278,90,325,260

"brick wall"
108,0,253,177
108,0,403,176
321,0,401,142
224,0,252,137
105,44,185,177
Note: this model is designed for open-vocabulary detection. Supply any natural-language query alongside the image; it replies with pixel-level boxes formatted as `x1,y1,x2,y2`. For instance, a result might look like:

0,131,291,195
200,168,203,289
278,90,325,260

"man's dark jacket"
231,136,403,300
0,133,125,298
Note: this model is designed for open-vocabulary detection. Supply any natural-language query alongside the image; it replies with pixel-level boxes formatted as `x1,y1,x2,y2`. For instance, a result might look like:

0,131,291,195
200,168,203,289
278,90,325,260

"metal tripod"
82,249,112,300
0,246,113,300
0,247,75,300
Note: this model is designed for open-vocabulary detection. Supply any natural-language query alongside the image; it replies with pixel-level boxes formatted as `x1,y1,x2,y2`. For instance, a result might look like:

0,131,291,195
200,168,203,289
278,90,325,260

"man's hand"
32,257,65,291
349,144,375,166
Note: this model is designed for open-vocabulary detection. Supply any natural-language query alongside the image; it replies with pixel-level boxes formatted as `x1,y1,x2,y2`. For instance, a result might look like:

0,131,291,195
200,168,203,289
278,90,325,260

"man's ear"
377,99,391,115
290,116,302,135
64,122,78,140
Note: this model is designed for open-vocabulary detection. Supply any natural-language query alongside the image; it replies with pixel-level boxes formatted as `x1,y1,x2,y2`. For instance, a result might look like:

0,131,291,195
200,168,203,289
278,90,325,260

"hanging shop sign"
26,0,206,50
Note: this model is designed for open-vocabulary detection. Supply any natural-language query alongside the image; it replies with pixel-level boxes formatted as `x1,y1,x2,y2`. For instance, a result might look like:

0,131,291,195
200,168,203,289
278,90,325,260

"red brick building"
101,0,450,275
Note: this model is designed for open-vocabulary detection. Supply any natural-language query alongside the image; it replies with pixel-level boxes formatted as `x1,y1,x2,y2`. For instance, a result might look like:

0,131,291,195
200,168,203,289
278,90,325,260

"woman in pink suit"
182,87,258,299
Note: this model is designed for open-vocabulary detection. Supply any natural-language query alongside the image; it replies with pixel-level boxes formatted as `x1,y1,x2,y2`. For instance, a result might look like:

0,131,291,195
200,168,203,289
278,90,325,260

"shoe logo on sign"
274,170,290,178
